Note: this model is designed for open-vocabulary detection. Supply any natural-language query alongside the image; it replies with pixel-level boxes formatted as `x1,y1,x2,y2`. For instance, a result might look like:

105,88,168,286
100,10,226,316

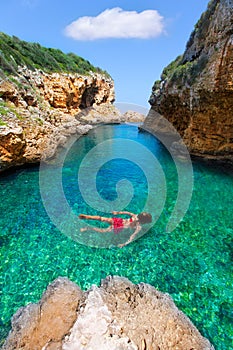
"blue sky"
0,0,210,109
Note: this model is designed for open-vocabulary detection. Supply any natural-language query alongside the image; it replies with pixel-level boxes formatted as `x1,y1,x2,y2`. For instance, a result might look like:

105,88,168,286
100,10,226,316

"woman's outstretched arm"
112,211,135,216
79,214,113,224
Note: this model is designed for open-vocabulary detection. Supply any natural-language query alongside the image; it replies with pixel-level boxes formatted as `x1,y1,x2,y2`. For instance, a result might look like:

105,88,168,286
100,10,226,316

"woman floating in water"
79,211,152,247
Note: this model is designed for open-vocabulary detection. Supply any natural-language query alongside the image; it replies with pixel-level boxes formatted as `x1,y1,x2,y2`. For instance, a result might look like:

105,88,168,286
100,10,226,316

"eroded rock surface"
75,105,145,125
0,110,93,170
2,276,214,350
144,0,233,165
0,67,115,114
2,277,83,350
0,67,115,171
0,66,145,172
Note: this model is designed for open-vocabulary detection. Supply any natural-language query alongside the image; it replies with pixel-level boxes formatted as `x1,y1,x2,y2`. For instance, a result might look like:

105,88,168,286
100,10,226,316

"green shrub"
0,106,8,116
0,32,110,77
152,80,161,92
0,100,22,119
0,117,7,125
170,54,208,86
160,55,183,80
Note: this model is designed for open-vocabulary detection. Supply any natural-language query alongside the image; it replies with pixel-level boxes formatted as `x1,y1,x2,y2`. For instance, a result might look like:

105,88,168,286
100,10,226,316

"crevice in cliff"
216,35,233,89
80,86,99,109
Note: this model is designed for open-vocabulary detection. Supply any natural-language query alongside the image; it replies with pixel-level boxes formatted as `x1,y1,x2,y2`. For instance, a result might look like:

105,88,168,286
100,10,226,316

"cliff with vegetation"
0,33,117,172
143,0,233,165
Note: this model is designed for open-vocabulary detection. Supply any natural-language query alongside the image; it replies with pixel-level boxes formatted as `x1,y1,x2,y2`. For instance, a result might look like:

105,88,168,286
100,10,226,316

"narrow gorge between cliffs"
0,124,232,349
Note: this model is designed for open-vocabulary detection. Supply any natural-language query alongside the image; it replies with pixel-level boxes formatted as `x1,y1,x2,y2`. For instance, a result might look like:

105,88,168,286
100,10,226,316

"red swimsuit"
112,217,133,234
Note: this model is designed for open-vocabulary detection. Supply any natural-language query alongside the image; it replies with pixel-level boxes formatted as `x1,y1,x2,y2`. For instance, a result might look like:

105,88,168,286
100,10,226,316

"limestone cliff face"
144,0,233,164
0,66,115,113
2,276,214,350
0,67,115,172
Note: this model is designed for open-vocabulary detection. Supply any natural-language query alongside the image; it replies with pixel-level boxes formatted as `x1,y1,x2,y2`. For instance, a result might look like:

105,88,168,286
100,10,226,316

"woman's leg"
81,226,112,233
79,214,113,224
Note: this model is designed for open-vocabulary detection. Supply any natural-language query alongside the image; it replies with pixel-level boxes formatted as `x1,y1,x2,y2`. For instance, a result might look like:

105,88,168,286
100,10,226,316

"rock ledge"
2,276,214,350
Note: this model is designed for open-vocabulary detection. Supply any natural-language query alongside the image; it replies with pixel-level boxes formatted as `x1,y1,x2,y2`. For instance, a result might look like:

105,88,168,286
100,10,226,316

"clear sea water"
0,124,232,349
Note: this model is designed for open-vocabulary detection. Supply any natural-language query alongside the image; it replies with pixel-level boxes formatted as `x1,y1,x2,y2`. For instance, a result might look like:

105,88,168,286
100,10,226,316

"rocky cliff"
0,64,116,172
144,0,233,165
2,276,214,350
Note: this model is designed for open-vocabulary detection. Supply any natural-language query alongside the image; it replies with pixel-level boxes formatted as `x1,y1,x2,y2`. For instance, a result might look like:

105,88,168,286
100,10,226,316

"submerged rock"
2,276,214,350
144,0,233,165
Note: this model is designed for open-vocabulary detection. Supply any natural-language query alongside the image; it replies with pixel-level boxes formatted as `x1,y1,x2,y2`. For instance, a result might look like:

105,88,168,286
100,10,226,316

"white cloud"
64,8,164,40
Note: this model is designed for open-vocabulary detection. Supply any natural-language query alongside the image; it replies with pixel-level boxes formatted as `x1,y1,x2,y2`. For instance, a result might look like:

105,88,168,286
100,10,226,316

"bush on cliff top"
151,0,217,90
160,55,183,81
0,32,110,77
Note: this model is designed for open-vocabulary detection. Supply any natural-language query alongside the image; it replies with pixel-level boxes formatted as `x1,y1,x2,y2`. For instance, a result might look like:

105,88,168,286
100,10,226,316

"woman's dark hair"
137,212,152,224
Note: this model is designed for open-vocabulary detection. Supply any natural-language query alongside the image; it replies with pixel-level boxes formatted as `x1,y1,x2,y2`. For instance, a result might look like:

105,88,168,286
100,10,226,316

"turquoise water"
0,124,232,348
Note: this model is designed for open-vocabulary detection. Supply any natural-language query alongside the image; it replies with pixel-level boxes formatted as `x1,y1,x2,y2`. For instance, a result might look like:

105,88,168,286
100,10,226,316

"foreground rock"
2,276,214,350
144,0,233,165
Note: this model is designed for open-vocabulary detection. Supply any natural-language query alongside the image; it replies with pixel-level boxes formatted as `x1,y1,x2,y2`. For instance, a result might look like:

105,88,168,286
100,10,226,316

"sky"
0,0,210,109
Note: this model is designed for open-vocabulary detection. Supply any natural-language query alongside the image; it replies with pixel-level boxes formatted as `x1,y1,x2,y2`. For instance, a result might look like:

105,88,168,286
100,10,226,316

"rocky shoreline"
2,276,214,350
0,66,145,173
0,103,145,173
